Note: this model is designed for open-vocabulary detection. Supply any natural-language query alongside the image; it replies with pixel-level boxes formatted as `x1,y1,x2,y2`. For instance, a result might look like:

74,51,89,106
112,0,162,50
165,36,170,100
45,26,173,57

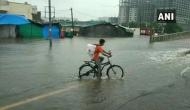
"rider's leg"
99,56,104,63
96,58,102,79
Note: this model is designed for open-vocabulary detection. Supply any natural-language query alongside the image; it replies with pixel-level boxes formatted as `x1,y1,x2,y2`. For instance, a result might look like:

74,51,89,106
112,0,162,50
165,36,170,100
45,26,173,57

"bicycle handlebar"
106,54,112,61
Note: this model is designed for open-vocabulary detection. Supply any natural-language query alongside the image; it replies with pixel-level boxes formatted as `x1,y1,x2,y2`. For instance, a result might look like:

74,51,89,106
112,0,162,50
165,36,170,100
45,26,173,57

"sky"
9,0,119,21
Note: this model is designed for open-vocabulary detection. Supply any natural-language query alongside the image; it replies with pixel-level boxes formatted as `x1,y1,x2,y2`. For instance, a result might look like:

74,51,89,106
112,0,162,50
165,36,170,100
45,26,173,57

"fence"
150,31,190,42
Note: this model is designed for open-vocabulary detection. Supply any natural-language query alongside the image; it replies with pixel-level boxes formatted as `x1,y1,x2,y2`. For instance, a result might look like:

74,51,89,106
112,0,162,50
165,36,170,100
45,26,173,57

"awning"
0,14,30,25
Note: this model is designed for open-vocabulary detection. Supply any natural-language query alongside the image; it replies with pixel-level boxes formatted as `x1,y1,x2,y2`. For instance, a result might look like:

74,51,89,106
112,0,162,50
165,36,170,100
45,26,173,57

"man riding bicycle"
92,39,112,78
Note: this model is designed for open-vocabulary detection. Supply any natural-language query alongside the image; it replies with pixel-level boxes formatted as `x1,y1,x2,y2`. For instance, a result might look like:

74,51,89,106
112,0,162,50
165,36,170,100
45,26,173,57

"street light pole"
48,0,52,48
70,8,74,37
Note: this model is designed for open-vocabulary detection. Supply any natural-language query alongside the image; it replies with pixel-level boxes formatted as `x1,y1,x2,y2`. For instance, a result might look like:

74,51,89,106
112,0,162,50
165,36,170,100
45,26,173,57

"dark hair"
99,39,105,45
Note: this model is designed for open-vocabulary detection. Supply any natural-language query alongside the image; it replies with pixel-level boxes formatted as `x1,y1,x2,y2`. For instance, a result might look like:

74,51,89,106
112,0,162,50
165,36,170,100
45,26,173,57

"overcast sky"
9,0,119,21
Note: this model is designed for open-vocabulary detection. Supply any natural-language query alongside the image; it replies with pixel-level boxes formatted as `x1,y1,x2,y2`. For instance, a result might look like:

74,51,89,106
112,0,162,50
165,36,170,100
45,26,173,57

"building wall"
139,1,155,24
99,17,109,22
18,23,43,38
0,0,8,13
119,0,190,26
43,25,60,39
118,0,130,25
128,28,140,36
0,1,34,19
173,0,190,24
79,23,133,37
109,17,118,24
129,8,137,22
0,25,16,38
62,26,80,32
153,0,190,25
7,2,33,19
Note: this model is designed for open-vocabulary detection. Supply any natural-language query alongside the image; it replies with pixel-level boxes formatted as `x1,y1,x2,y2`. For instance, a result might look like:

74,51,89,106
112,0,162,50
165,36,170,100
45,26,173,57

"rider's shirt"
93,45,104,61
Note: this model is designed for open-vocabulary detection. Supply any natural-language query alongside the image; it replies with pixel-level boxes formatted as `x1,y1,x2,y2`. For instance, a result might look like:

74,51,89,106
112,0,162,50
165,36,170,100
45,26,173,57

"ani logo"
157,9,176,23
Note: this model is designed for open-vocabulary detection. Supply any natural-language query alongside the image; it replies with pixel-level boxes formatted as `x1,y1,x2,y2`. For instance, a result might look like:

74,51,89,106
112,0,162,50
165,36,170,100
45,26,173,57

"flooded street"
1,36,190,110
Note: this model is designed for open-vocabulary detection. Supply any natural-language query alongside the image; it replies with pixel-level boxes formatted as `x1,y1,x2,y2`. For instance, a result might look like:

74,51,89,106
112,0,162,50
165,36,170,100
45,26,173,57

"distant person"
92,39,111,78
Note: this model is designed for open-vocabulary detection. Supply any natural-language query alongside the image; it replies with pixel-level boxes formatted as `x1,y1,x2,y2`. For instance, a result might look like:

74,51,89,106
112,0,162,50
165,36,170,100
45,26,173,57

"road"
0,36,190,110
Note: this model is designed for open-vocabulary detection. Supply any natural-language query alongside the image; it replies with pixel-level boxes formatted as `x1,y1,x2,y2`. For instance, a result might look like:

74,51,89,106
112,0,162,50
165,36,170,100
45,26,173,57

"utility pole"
48,0,52,47
45,6,55,18
70,8,74,37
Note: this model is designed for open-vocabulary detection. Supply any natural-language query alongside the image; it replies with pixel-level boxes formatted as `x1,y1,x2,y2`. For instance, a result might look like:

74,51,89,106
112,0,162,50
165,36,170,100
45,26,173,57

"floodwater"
0,36,190,110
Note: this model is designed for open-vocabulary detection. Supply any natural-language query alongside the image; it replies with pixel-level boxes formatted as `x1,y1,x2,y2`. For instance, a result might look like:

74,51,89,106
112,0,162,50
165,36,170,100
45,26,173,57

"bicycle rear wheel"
106,65,124,79
79,64,95,79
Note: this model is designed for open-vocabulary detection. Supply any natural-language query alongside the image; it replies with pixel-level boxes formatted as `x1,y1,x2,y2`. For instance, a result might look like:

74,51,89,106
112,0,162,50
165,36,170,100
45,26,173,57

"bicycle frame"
100,57,112,72
84,57,112,73
80,56,124,79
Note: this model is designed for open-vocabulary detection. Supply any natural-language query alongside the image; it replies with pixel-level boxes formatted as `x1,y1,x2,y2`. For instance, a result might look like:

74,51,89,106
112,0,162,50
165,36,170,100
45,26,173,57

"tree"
149,22,163,33
164,23,183,34
129,22,138,28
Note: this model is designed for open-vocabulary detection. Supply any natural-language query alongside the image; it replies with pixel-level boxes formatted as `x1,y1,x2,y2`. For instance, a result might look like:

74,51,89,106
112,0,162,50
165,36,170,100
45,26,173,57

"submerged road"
0,36,190,110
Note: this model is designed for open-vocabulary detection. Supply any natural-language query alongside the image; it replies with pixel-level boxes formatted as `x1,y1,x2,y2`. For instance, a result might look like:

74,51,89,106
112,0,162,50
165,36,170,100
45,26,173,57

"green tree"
164,23,183,33
149,22,163,33
129,22,138,28
140,23,146,28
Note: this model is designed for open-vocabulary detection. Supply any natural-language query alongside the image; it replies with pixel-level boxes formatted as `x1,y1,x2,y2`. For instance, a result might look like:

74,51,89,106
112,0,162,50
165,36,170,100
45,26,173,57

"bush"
129,22,139,28
164,23,183,34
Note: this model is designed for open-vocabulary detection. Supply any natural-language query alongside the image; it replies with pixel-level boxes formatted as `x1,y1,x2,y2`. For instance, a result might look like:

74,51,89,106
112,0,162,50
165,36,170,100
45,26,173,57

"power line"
55,9,70,12
41,9,70,12
73,9,98,18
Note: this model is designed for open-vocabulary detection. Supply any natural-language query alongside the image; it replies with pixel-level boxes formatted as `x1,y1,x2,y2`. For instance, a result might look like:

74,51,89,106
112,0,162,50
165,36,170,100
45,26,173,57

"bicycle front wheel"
106,65,124,79
79,64,95,79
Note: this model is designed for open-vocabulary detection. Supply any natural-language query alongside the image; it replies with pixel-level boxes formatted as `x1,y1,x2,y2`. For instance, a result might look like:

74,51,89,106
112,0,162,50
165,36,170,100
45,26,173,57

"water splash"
180,66,190,77
149,48,190,63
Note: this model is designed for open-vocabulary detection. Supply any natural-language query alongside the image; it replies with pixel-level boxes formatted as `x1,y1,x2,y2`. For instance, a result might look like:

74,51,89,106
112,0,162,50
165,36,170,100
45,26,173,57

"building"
118,0,190,29
0,13,30,38
0,0,41,21
118,0,130,26
118,0,155,26
99,17,110,22
79,23,133,37
118,0,139,25
0,0,8,13
153,0,190,25
138,0,155,25
108,17,118,24
18,20,43,39
129,7,138,22
128,0,138,23
98,17,118,24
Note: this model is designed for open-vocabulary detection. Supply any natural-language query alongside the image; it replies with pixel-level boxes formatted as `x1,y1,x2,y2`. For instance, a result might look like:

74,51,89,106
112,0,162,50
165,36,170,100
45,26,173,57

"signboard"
157,9,176,23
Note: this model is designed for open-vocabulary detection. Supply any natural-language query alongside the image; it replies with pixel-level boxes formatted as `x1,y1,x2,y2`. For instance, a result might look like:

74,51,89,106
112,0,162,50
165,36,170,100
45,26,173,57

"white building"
129,8,138,22
0,0,38,20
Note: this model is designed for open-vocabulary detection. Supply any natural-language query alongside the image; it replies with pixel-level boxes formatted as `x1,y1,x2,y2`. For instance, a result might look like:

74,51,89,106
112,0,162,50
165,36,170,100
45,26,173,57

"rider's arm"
102,50,111,57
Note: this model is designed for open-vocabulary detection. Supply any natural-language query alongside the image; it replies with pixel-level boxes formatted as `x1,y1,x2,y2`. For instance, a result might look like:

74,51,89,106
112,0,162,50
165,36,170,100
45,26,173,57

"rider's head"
99,39,105,46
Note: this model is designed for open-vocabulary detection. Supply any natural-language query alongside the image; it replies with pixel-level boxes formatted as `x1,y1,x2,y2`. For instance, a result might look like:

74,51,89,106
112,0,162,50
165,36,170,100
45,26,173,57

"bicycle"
78,56,124,79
